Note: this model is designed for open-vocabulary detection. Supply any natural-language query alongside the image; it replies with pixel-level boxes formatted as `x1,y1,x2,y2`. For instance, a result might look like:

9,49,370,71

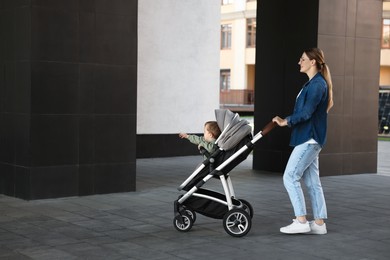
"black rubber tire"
238,199,254,218
185,208,197,223
173,213,194,232
222,209,251,237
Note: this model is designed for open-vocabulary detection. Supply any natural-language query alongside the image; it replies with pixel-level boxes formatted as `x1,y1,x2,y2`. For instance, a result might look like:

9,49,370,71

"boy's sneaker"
307,221,327,235
280,219,310,234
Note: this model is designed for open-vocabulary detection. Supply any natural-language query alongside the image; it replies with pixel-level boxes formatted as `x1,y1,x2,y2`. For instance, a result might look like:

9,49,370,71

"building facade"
0,0,383,199
220,0,256,112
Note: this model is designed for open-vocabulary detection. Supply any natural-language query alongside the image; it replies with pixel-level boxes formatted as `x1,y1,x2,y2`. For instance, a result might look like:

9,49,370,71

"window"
220,70,231,91
221,24,232,49
378,88,390,134
382,19,390,49
221,0,234,5
247,18,256,47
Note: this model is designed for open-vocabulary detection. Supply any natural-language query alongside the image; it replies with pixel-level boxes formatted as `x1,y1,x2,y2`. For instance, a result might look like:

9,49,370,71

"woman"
272,48,333,235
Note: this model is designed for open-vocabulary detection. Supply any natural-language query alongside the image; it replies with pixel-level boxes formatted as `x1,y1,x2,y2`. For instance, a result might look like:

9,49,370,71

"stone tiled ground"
0,142,389,259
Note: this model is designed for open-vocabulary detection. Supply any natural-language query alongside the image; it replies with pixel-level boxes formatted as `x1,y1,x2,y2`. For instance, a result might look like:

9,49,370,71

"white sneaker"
280,219,310,234
307,221,327,235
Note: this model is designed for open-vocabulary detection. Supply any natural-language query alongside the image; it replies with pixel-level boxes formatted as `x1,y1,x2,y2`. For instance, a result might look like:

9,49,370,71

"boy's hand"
179,133,188,139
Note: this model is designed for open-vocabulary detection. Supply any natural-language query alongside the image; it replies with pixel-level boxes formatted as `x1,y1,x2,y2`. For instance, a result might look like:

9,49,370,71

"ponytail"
304,48,334,113
321,64,333,113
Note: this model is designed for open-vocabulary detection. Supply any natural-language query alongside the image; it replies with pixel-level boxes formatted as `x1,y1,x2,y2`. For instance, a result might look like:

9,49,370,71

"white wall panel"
138,0,220,134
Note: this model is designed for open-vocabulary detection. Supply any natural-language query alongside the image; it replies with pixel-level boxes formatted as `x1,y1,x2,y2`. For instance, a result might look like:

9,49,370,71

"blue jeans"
283,143,327,219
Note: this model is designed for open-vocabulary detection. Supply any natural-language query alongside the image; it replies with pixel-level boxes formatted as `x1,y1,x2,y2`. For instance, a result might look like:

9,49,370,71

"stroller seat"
181,133,253,192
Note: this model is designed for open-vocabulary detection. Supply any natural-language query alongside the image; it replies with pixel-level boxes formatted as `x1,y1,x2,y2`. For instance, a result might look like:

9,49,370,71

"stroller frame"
173,121,275,237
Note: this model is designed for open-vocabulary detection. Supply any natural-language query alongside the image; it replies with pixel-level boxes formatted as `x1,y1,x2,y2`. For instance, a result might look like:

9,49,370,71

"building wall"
253,0,381,176
380,2,390,85
0,1,138,199
381,50,390,66
317,0,381,175
137,0,220,157
232,18,246,90
380,66,390,85
220,0,256,91
253,0,319,173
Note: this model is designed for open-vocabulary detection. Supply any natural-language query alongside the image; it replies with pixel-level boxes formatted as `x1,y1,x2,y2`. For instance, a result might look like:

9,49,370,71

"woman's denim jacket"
286,73,329,147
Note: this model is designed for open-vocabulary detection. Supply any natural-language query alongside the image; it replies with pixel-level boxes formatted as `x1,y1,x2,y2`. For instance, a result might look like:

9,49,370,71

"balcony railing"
220,89,254,112
379,86,390,135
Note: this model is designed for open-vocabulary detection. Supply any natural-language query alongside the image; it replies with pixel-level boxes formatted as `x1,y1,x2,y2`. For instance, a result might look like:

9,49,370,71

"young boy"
179,121,221,155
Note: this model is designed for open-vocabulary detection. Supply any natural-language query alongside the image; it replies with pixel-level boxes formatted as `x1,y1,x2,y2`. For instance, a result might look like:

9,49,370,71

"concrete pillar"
0,1,137,199
253,0,381,176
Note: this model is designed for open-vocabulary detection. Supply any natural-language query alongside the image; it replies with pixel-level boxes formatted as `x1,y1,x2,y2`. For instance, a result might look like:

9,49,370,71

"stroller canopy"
215,109,252,151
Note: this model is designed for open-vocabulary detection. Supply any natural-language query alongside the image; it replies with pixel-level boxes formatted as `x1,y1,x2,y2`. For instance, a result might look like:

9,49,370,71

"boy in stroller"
179,121,221,158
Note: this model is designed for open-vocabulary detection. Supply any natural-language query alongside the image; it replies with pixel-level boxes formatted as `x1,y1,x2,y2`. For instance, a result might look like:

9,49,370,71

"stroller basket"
180,189,237,219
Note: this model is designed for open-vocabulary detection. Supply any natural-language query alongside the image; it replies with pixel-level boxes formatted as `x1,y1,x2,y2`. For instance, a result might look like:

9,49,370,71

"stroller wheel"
223,209,251,237
185,208,197,223
238,199,254,218
173,213,194,232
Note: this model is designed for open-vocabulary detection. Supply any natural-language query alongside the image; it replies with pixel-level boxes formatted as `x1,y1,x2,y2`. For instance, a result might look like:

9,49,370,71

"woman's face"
298,52,313,74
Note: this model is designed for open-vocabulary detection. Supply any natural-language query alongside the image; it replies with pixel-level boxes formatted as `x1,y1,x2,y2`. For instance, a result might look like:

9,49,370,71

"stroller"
173,109,275,237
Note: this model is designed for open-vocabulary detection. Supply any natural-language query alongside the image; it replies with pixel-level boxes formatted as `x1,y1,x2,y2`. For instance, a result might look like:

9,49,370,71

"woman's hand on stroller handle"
261,121,278,136
272,116,288,127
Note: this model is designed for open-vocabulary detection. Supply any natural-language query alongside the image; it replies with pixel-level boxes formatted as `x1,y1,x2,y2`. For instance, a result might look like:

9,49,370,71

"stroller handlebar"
261,121,277,136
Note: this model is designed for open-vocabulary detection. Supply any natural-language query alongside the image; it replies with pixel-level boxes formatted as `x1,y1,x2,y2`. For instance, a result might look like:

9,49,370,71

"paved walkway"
0,142,390,259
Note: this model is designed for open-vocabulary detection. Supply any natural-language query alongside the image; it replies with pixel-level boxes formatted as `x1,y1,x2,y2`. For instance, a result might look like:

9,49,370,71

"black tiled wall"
137,134,202,158
253,0,319,173
0,0,137,199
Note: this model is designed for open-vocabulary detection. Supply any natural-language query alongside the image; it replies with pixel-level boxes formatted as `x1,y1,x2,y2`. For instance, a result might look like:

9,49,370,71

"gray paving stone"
0,141,389,259
16,246,77,260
